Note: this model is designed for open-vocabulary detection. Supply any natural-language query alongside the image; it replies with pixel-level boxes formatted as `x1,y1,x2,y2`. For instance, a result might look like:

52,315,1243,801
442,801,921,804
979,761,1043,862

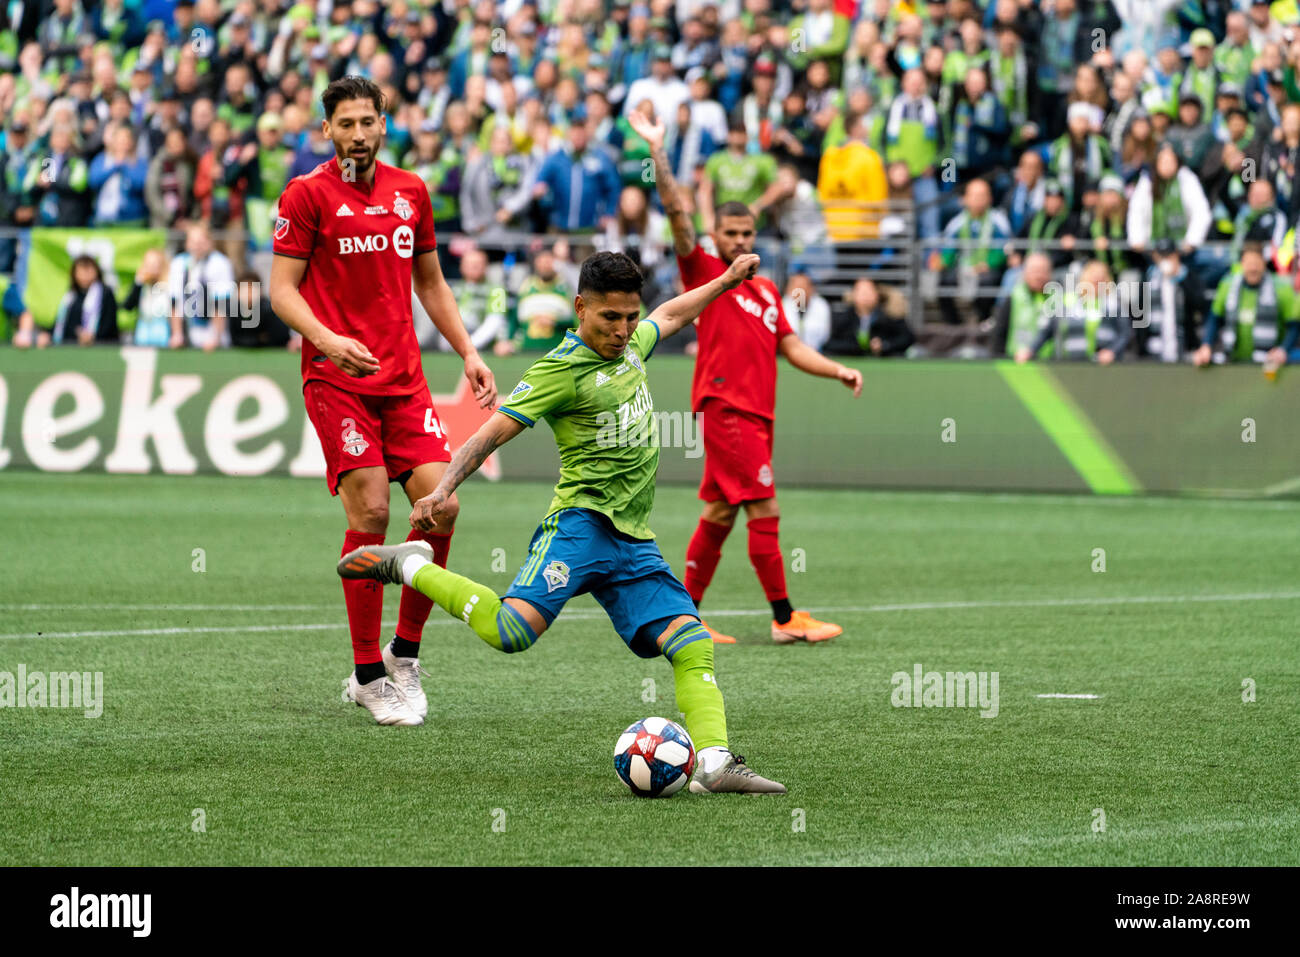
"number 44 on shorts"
424,409,444,438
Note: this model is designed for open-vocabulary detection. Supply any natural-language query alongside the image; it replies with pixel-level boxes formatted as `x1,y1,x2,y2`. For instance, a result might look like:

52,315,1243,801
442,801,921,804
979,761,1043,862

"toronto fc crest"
393,194,413,221
341,417,369,457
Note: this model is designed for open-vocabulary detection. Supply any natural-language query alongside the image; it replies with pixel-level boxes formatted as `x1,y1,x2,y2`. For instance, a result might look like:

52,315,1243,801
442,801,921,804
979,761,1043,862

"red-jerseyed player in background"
630,109,862,645
270,77,497,725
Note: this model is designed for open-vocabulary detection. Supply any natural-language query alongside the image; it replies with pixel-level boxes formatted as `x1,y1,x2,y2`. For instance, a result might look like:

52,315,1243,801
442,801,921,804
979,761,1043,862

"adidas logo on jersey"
594,371,610,386
336,203,354,217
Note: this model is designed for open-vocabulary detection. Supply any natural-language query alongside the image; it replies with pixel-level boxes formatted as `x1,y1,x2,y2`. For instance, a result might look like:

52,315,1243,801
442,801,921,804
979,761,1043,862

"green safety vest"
1009,282,1051,357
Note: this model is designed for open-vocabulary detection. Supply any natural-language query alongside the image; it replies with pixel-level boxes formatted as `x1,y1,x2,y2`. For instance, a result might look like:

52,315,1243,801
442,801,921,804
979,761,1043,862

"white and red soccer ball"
614,717,696,797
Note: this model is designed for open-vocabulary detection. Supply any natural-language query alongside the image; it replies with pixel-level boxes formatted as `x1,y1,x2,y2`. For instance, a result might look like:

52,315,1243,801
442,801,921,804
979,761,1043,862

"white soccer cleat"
382,640,429,719
342,673,423,726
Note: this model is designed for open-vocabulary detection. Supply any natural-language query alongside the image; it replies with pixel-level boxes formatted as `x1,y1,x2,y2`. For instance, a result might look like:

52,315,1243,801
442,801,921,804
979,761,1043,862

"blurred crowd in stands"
2,0,1300,364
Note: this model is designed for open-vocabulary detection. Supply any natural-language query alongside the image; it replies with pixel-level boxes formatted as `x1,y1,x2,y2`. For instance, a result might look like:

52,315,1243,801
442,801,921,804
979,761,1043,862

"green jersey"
705,150,777,209
498,320,663,540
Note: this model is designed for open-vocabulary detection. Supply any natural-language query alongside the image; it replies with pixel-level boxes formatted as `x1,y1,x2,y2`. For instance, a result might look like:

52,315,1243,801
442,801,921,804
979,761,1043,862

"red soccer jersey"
679,245,794,421
274,158,438,396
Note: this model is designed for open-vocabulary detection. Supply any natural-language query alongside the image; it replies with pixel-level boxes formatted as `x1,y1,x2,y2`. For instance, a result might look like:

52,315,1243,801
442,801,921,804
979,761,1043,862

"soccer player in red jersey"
631,110,863,645
269,77,497,725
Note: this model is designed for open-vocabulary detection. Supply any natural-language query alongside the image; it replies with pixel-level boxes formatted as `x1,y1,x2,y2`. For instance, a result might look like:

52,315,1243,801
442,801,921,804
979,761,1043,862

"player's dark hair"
578,252,644,297
1240,241,1266,260
715,200,754,222
322,75,386,120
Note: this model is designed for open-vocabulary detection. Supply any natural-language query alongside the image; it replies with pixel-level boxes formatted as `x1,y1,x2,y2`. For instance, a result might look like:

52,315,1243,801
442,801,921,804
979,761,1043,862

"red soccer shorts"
304,379,451,495
697,398,777,505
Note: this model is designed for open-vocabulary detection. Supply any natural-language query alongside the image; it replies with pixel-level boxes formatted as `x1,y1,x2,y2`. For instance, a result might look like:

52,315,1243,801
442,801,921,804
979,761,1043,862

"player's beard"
340,143,375,175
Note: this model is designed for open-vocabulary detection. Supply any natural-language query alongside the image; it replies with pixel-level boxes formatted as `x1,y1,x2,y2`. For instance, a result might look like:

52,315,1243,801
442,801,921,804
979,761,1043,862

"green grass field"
2,472,1297,866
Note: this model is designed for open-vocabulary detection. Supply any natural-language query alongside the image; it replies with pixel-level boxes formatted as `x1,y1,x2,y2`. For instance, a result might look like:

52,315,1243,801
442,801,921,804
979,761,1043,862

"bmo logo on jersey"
338,225,415,258
734,292,779,333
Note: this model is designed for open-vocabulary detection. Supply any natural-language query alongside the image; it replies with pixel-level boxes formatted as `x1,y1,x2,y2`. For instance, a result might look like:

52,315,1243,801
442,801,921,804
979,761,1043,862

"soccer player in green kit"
339,251,785,794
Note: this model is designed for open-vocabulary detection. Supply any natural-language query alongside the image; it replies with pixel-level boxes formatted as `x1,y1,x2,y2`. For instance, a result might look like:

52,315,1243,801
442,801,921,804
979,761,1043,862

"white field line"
1036,693,1102,699
4,590,1300,639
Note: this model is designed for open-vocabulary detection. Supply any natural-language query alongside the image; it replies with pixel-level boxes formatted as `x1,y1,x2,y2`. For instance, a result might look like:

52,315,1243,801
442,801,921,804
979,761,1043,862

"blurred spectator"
513,245,575,352
817,112,886,242
194,118,248,230
1,120,35,242
1127,143,1211,258
1262,103,1300,225
51,254,119,346
22,123,91,226
429,247,511,355
885,68,940,241
737,52,783,156
1139,241,1206,363
991,252,1054,359
2,276,37,348
781,271,832,352
787,0,851,84
533,118,621,234
1181,30,1222,109
121,248,172,348
1049,102,1113,217
168,223,235,352
145,127,197,229
229,269,294,349
617,99,657,186
825,277,914,358
1009,180,1080,272
1018,260,1130,365
1085,175,1142,281
1001,150,1047,237
701,119,779,233
931,178,1012,326
664,99,717,184
1195,244,1300,368
88,130,148,234
1230,180,1288,264
623,44,689,123
771,88,824,186
603,184,668,271
461,124,533,243
948,67,1010,188
1165,94,1217,174
1118,111,1159,183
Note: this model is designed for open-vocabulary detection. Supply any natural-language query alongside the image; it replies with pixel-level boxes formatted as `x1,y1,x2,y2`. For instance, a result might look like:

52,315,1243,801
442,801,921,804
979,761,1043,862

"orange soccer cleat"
771,611,842,644
700,620,737,644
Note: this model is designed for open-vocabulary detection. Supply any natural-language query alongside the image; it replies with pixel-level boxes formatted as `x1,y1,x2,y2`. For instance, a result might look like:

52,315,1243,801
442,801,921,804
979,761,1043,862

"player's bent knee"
654,614,700,649
439,492,460,526
744,497,779,520
703,501,739,525
495,601,541,654
657,617,708,660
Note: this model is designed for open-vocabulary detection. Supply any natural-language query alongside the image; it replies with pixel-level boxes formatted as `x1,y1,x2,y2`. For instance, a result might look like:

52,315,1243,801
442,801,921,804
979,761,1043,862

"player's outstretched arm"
778,333,863,397
627,110,697,258
648,252,761,340
269,253,380,377
410,412,525,531
413,250,498,408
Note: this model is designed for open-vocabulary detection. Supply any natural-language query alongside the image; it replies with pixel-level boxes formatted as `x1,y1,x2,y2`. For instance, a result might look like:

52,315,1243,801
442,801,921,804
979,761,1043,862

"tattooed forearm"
435,431,500,498
650,146,696,256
